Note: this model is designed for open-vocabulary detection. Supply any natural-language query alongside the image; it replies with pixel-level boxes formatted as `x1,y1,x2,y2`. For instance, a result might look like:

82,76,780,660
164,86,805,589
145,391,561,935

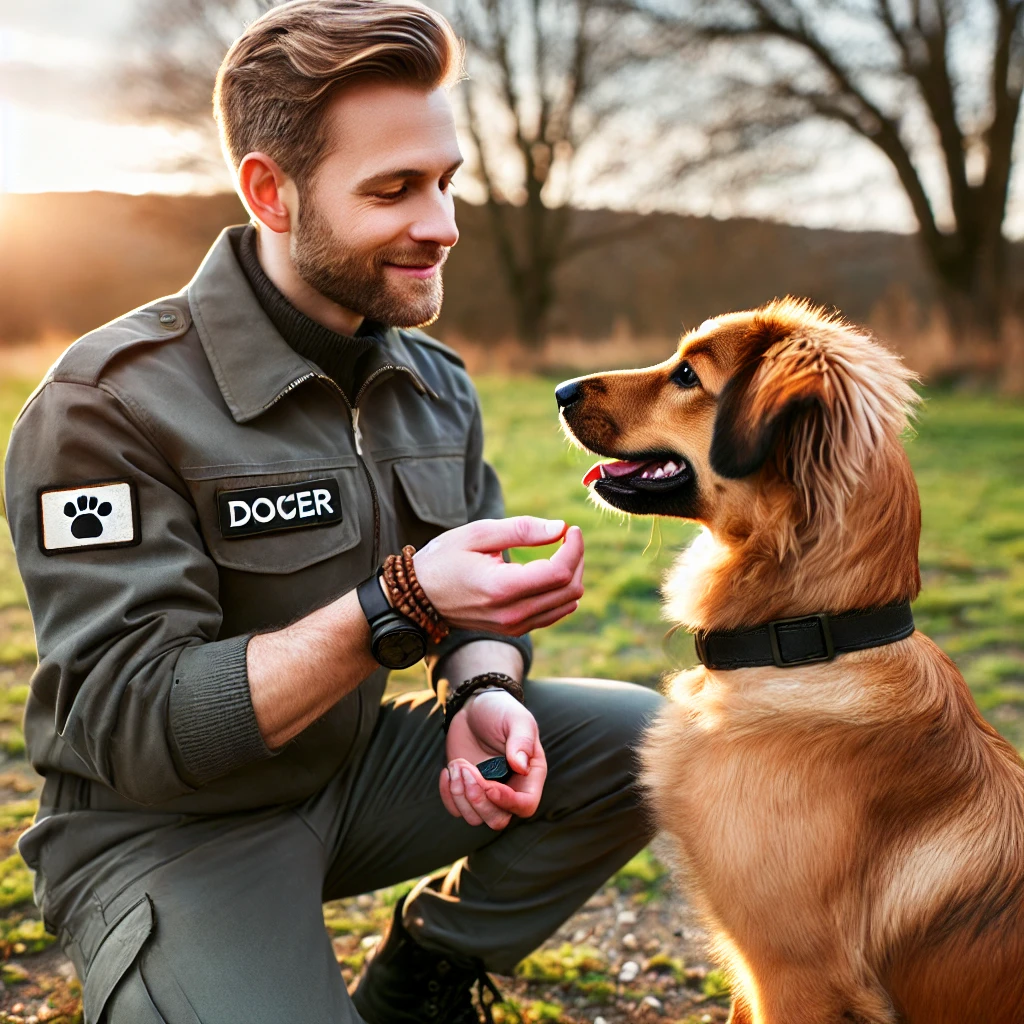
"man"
2,2,662,1021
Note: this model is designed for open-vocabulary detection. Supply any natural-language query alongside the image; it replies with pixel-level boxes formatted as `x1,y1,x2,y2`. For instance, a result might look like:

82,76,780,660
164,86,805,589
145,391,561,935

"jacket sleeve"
426,395,533,693
3,380,273,804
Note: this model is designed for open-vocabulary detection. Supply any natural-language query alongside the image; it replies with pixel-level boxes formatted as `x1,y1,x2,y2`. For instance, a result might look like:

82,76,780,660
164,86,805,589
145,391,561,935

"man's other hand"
415,517,584,636
440,689,546,830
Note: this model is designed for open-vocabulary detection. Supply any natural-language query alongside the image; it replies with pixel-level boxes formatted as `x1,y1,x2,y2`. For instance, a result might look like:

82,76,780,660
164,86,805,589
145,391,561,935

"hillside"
1,191,1019,349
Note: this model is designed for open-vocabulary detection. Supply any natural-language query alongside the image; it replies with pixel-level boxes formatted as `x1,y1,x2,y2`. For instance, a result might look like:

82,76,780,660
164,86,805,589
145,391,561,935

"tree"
118,0,276,182
119,0,670,345
624,0,1024,351
446,0,671,344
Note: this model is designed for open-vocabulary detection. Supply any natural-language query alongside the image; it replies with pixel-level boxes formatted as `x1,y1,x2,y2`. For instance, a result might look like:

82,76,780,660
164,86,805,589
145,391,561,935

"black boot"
349,894,502,1023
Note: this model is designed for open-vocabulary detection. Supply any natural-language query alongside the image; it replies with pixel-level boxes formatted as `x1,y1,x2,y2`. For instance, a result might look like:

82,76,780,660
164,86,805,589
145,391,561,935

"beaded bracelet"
443,672,525,733
381,544,450,645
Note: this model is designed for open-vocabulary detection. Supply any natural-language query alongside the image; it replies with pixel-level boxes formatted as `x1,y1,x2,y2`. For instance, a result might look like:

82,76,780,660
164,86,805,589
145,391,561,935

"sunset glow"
0,103,226,195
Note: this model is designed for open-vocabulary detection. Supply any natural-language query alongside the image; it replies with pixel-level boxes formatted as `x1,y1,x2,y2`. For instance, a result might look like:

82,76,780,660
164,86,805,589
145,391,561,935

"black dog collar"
694,602,915,670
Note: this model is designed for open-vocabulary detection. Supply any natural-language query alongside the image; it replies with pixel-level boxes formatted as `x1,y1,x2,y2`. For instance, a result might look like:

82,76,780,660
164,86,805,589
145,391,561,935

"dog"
556,298,1024,1024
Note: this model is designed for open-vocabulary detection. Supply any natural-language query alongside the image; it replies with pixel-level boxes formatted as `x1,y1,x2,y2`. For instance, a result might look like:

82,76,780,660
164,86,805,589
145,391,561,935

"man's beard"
291,200,448,330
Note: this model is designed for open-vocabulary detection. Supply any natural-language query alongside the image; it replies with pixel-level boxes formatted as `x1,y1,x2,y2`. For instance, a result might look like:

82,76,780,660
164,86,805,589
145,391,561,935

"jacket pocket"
83,894,154,1024
183,459,364,575
393,455,468,530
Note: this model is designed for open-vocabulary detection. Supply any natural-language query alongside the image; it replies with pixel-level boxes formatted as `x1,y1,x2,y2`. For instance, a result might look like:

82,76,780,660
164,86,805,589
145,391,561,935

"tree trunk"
512,260,557,348
921,228,1009,381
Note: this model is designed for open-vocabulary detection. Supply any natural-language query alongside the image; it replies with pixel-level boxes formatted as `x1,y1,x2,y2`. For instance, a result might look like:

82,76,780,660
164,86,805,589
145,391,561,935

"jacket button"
158,311,177,326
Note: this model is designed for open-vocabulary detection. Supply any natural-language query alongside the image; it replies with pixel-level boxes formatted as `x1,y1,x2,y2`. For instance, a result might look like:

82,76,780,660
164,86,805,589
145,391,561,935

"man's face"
292,82,462,329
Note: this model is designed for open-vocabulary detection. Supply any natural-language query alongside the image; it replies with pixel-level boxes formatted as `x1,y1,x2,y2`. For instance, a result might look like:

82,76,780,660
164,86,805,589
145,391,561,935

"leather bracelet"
381,545,450,645
442,672,525,733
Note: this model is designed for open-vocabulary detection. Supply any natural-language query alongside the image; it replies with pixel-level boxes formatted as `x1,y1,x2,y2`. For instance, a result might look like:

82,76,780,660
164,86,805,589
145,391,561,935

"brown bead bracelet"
381,544,450,645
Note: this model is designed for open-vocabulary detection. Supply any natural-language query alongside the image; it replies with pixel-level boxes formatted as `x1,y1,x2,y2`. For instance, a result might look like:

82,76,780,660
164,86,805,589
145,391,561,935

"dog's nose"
555,380,584,409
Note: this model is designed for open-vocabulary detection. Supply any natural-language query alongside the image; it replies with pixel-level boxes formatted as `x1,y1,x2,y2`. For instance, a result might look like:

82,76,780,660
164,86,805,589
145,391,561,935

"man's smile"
384,261,442,279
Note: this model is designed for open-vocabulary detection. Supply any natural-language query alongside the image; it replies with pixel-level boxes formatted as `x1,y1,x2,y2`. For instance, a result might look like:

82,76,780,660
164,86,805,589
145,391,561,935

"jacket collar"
187,226,429,423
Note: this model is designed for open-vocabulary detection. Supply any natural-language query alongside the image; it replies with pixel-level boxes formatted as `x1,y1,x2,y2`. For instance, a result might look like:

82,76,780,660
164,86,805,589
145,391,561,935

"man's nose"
555,380,584,410
409,194,459,248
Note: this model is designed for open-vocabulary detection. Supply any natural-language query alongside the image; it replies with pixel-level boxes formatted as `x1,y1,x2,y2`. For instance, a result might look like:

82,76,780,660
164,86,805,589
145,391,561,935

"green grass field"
2,372,1024,748
0,368,1021,1021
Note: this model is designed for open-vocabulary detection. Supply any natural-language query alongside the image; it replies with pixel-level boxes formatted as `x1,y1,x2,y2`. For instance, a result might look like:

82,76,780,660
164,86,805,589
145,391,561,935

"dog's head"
558,299,920,563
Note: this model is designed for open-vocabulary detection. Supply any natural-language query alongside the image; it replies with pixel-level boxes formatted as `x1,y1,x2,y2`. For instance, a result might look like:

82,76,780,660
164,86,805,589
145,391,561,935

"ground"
0,366,1021,1023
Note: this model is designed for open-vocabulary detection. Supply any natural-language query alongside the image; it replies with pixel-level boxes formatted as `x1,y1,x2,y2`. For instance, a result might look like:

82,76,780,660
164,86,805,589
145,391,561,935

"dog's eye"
672,361,700,389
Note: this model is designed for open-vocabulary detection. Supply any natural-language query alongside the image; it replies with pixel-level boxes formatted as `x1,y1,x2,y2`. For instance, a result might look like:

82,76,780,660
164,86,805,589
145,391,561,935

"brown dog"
556,299,1024,1024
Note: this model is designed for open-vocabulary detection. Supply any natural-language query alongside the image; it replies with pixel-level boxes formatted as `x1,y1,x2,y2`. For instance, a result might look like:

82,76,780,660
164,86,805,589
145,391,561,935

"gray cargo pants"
23,677,663,1023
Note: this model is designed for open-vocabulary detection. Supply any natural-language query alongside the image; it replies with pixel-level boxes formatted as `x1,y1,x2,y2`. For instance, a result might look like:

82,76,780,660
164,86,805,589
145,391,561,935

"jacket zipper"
258,364,436,570
318,378,380,569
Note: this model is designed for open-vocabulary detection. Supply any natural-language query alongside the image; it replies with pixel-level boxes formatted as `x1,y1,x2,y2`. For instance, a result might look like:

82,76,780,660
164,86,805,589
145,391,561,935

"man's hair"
214,0,462,189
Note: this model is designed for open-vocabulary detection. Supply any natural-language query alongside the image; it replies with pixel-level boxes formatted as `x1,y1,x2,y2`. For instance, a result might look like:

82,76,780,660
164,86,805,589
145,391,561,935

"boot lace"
420,957,503,1023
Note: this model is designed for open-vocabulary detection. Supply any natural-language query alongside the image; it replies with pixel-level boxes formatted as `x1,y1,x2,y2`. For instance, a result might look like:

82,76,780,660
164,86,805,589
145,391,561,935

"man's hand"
415,517,584,636
439,690,546,830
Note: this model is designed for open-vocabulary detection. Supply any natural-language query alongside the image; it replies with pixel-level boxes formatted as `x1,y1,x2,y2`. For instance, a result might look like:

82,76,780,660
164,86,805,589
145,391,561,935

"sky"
0,0,227,194
0,0,1021,237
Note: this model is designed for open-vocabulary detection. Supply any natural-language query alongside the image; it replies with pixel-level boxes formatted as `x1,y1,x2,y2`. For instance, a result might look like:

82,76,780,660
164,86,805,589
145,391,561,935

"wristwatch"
356,568,428,669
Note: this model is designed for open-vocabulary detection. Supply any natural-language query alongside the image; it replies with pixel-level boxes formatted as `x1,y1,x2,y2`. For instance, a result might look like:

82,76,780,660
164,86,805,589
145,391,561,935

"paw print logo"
64,494,113,540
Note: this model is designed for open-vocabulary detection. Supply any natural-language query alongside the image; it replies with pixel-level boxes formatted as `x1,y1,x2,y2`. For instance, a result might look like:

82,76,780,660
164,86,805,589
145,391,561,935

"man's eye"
375,187,407,201
672,361,700,389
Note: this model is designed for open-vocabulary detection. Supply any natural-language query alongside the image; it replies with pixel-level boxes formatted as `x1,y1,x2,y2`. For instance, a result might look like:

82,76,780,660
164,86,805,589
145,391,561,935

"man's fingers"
505,723,537,775
460,765,512,830
447,763,485,826
439,767,461,818
483,782,539,817
484,750,547,818
510,599,581,636
504,545,585,624
494,526,584,601
467,516,567,554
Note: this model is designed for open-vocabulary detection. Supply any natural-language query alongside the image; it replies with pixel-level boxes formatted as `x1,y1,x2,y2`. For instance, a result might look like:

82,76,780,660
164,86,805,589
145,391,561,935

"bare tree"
117,0,276,180
117,0,671,344
444,0,675,344
624,0,1024,349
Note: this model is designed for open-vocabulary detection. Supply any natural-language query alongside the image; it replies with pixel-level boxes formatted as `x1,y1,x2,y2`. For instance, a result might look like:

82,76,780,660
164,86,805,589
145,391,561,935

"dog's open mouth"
582,454,691,493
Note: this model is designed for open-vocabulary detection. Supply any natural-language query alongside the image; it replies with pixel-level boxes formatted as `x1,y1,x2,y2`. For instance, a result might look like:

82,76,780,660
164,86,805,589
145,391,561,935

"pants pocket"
83,894,154,1024
100,962,169,1024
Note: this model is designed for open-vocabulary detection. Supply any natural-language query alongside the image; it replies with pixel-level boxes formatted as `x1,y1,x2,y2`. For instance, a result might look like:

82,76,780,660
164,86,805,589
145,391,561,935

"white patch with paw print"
39,481,137,553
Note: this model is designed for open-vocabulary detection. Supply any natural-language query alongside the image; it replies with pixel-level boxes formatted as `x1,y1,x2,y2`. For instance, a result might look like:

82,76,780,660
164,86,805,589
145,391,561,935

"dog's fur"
558,299,1024,1024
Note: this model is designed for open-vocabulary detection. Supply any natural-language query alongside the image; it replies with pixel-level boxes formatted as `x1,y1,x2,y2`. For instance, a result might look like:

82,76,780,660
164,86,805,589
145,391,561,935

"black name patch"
217,478,343,539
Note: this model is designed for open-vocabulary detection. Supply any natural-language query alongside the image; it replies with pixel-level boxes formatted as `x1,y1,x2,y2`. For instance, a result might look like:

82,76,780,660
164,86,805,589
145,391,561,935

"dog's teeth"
654,467,665,479
641,470,651,479
600,465,607,478
663,462,677,475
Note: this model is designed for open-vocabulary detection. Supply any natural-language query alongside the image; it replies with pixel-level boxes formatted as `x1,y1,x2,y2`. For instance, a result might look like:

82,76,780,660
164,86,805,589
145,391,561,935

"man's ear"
237,152,295,234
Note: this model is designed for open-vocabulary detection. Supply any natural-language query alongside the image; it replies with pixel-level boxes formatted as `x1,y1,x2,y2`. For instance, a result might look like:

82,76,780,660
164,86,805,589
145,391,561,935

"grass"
0,372,1022,740
475,377,1024,749
0,364,1019,1019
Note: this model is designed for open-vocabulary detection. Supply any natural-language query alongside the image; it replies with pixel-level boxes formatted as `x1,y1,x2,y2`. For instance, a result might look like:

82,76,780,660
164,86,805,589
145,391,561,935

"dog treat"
476,755,514,783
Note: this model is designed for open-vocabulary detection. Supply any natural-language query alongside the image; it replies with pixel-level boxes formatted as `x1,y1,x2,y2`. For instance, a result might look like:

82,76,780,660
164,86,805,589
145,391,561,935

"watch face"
376,627,427,669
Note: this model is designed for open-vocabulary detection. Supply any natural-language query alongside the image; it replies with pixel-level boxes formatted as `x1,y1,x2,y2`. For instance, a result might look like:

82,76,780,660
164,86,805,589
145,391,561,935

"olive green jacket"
2,226,529,813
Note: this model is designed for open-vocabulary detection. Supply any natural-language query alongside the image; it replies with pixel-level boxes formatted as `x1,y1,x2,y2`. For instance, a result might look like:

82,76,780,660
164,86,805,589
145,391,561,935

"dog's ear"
709,304,919,522
708,315,819,479
709,316,814,480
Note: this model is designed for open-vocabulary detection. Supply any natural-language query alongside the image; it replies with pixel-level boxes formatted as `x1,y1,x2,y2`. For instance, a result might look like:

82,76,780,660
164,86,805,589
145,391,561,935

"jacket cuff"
427,629,533,696
169,634,273,785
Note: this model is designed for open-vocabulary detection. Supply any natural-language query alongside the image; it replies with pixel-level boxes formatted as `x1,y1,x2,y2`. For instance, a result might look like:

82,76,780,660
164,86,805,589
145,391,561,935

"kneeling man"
3,2,662,1021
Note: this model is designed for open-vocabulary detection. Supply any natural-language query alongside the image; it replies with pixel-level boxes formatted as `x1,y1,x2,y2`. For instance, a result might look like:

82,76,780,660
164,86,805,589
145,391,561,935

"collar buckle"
768,614,836,667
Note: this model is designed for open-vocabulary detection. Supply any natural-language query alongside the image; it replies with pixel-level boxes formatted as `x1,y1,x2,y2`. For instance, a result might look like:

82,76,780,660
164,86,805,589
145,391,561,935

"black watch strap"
356,569,391,624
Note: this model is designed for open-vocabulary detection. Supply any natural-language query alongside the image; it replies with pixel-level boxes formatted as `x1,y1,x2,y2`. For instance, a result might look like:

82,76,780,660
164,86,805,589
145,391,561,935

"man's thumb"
505,733,533,774
472,516,566,553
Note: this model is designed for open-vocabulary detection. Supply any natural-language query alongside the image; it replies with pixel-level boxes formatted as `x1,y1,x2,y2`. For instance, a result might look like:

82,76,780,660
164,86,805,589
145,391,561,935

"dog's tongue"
581,460,647,487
